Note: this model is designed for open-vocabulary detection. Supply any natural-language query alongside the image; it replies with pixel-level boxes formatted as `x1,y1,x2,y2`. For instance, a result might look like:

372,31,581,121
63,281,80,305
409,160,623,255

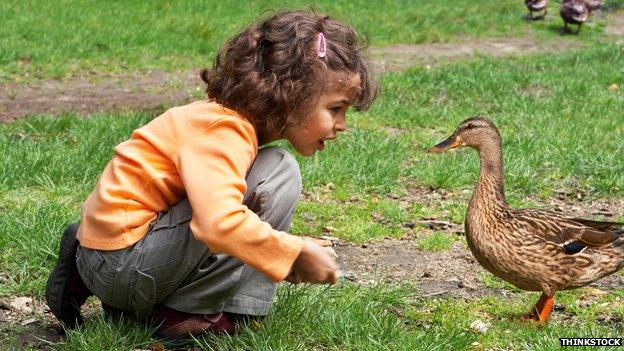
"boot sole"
45,223,83,328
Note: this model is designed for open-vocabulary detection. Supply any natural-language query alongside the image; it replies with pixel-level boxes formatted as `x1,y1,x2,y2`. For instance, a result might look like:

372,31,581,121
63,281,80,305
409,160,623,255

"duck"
560,0,589,33
428,117,624,322
525,0,549,20
582,0,603,12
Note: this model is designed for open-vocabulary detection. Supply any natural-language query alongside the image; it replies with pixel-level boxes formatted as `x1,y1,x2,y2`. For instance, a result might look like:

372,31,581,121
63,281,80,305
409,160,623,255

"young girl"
45,9,377,341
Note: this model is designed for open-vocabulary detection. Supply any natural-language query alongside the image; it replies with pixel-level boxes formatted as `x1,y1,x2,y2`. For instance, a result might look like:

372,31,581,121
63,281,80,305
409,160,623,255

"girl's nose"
334,115,347,132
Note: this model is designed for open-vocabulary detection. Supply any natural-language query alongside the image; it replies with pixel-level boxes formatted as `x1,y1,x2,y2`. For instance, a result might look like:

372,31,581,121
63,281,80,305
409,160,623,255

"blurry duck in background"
582,0,603,12
428,117,624,322
560,0,589,33
525,0,549,20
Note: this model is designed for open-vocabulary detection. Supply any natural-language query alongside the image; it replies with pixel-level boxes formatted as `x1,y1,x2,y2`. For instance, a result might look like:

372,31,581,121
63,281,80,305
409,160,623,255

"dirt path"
606,9,624,35
0,37,587,123
369,37,584,73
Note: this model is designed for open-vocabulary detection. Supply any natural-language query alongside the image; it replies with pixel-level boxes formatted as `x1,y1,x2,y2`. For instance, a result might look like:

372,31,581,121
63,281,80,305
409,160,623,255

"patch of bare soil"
0,70,204,122
605,10,624,35
369,38,583,73
336,237,502,298
0,296,62,350
0,36,589,123
0,297,104,350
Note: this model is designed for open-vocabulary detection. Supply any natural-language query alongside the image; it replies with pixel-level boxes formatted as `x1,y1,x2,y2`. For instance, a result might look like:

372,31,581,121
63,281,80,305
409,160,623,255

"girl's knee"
252,146,301,193
261,146,300,181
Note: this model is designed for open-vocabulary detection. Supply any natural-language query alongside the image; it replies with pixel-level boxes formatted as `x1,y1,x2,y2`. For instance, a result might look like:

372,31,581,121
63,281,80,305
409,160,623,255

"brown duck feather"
512,209,623,246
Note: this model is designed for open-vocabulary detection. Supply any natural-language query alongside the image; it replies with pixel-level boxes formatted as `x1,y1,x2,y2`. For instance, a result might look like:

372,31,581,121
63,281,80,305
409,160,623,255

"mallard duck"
525,0,549,20
428,117,624,322
582,0,603,12
560,0,589,33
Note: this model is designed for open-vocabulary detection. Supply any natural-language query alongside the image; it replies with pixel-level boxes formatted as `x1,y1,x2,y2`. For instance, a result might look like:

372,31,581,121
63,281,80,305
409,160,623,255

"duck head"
428,117,501,153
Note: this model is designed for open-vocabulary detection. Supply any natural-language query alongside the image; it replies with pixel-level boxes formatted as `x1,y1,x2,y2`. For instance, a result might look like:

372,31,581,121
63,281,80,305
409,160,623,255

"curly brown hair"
200,10,378,140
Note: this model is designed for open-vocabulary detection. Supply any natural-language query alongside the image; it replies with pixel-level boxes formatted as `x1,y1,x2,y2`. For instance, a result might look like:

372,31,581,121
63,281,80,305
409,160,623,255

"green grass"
1,0,622,82
291,190,411,242
26,284,475,351
415,232,456,252
482,273,522,291
410,290,624,351
55,316,156,351
196,284,475,351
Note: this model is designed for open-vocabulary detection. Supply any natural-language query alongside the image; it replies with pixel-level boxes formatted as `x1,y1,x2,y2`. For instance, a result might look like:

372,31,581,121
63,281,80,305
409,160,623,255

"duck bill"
428,136,462,153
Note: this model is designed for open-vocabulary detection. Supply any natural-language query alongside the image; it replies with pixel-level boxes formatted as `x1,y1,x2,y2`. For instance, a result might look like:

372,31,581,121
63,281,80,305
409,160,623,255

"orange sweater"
77,100,304,282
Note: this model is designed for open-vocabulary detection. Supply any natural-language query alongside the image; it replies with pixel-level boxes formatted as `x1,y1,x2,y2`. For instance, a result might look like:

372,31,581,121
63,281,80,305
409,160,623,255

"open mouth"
317,136,337,151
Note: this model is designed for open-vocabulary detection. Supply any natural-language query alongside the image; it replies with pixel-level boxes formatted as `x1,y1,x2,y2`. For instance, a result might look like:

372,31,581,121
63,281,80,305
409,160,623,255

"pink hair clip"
317,32,327,58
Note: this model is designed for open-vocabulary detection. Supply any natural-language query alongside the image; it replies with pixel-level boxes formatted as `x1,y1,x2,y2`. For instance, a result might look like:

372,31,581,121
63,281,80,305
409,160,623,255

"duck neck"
471,138,507,209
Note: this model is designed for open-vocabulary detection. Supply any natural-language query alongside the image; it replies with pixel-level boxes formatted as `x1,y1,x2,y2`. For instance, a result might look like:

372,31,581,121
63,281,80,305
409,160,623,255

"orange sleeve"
173,117,303,282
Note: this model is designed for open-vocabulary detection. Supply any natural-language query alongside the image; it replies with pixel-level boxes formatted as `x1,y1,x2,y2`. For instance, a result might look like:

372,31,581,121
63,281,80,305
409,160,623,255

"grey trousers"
76,146,301,317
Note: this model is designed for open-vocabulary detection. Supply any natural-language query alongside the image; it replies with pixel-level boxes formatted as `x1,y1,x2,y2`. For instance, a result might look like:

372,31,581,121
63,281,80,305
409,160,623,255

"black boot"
45,223,93,328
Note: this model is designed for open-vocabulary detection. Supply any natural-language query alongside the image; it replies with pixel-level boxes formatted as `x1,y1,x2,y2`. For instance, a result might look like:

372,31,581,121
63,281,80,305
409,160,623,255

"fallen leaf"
322,226,337,234
470,319,490,333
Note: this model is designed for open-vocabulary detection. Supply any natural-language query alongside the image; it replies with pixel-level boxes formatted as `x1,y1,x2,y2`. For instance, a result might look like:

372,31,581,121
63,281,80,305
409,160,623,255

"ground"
0,37,587,123
3,188,623,349
2,10,624,350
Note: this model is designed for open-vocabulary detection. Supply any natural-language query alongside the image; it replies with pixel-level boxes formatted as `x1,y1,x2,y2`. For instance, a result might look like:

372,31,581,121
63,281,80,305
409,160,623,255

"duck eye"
464,123,476,130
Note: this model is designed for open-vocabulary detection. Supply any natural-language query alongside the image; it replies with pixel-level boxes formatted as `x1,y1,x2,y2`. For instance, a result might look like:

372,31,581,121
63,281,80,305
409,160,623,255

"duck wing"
512,209,623,251
567,218,623,231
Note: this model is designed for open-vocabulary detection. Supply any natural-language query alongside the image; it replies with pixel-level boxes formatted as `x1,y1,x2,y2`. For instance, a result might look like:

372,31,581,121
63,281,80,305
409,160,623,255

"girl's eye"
330,106,342,114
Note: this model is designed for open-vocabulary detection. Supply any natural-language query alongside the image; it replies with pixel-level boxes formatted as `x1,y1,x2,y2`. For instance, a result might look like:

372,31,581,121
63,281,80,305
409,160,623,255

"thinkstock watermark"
560,338,622,347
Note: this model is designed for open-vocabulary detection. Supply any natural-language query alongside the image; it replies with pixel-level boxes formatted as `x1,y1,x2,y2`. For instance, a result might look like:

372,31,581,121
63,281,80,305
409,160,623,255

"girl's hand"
286,239,338,284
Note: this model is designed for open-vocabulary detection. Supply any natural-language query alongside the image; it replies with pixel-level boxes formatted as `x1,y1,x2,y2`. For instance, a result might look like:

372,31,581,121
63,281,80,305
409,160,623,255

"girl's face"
285,72,361,157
